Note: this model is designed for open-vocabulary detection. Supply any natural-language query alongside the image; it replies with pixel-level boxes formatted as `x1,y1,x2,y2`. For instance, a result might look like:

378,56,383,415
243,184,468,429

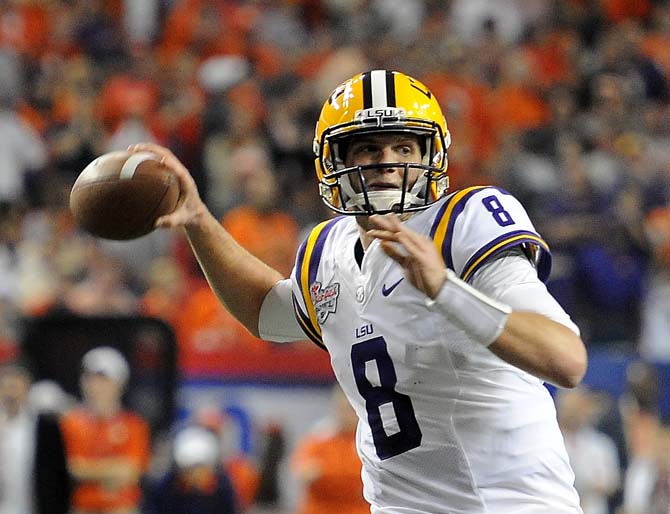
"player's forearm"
489,311,587,388
185,210,284,336
428,267,587,388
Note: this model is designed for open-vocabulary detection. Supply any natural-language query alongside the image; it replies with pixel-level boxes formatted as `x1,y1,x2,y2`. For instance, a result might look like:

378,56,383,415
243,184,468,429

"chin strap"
349,190,422,213
425,269,512,346
341,172,429,213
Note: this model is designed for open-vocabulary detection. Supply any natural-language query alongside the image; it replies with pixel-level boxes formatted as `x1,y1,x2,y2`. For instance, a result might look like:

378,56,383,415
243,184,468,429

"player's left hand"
367,214,447,299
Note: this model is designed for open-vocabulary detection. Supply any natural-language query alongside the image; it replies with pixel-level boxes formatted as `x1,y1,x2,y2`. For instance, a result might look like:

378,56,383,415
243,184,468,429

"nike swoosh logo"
382,278,404,296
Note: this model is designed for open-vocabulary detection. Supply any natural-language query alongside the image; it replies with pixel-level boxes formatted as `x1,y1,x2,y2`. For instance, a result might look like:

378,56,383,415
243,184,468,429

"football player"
130,70,587,513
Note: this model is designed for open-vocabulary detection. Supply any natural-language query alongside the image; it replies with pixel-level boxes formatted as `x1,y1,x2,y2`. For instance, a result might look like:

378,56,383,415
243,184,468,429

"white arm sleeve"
258,279,306,343
470,248,580,335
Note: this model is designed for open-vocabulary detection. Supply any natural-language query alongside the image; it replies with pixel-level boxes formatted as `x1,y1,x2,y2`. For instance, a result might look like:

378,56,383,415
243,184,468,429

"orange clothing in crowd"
640,33,670,80
172,280,266,375
96,74,160,130
489,84,551,136
0,3,50,58
158,0,251,63
226,455,261,511
222,206,299,278
166,215,329,379
60,408,151,513
521,30,577,89
423,72,496,174
599,0,652,23
291,428,369,514
173,278,333,378
0,337,17,365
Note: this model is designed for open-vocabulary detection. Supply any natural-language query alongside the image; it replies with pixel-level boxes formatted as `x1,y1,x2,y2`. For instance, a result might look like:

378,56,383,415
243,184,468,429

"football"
69,150,180,240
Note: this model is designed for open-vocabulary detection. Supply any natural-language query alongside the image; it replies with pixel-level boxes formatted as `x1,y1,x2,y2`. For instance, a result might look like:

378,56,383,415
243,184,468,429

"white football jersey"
291,186,582,514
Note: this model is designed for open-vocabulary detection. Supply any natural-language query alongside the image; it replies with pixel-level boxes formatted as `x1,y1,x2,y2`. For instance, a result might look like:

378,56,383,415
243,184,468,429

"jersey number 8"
351,337,422,460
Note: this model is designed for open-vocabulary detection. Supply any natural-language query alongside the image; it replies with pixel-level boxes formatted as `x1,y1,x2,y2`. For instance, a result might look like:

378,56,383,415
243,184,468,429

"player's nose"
375,146,401,170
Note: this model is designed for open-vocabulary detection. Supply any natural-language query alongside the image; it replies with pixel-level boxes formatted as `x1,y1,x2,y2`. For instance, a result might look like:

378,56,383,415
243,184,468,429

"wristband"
425,269,512,346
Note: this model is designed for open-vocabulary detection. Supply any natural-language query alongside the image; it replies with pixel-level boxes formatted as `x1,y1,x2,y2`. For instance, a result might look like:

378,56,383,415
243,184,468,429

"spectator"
201,92,269,217
0,98,48,205
0,360,36,514
42,55,101,185
638,206,670,361
621,425,670,514
0,359,71,514
557,386,621,514
254,423,285,511
290,385,368,514
192,406,260,512
639,2,670,80
170,277,263,377
60,248,139,316
489,48,552,140
0,203,23,310
221,163,300,278
140,256,191,330
122,0,160,46
146,425,238,514
30,379,75,514
598,361,662,477
60,346,150,514
0,295,19,362
449,0,540,45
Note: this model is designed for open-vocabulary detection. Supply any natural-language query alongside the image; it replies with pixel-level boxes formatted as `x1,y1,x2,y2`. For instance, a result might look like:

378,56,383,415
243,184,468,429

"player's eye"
351,143,378,156
395,143,418,157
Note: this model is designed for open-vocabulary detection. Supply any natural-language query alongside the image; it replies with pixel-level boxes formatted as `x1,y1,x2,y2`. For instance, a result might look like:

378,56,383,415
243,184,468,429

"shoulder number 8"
482,194,515,227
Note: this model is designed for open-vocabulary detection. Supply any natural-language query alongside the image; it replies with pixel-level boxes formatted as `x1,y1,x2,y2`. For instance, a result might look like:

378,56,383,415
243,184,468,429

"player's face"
344,133,423,194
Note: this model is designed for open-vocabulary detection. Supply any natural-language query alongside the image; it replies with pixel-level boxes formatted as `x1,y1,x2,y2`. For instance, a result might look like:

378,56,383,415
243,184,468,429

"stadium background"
0,0,669,512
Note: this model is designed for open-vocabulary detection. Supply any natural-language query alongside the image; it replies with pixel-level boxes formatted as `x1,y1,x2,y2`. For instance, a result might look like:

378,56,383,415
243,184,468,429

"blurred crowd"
2,0,670,358
0,0,669,513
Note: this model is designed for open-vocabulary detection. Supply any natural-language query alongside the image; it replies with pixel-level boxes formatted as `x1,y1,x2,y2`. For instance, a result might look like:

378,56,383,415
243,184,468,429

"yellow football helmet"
313,70,451,215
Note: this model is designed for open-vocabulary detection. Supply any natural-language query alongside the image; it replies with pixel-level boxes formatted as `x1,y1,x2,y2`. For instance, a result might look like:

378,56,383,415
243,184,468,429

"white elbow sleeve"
426,269,512,346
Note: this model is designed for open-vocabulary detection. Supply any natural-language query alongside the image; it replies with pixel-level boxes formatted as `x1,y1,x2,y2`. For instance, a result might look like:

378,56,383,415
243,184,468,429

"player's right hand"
367,213,447,299
127,142,208,229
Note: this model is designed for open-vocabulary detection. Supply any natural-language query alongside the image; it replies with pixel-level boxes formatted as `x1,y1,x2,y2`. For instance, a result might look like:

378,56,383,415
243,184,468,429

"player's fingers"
397,234,435,271
128,143,190,176
366,228,399,242
368,213,403,232
155,209,188,229
370,216,428,256
370,214,430,246
154,215,172,229
154,209,180,228
401,231,447,270
396,231,425,255
379,240,408,266
368,214,414,246
127,142,173,162
129,143,200,198
128,142,172,158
